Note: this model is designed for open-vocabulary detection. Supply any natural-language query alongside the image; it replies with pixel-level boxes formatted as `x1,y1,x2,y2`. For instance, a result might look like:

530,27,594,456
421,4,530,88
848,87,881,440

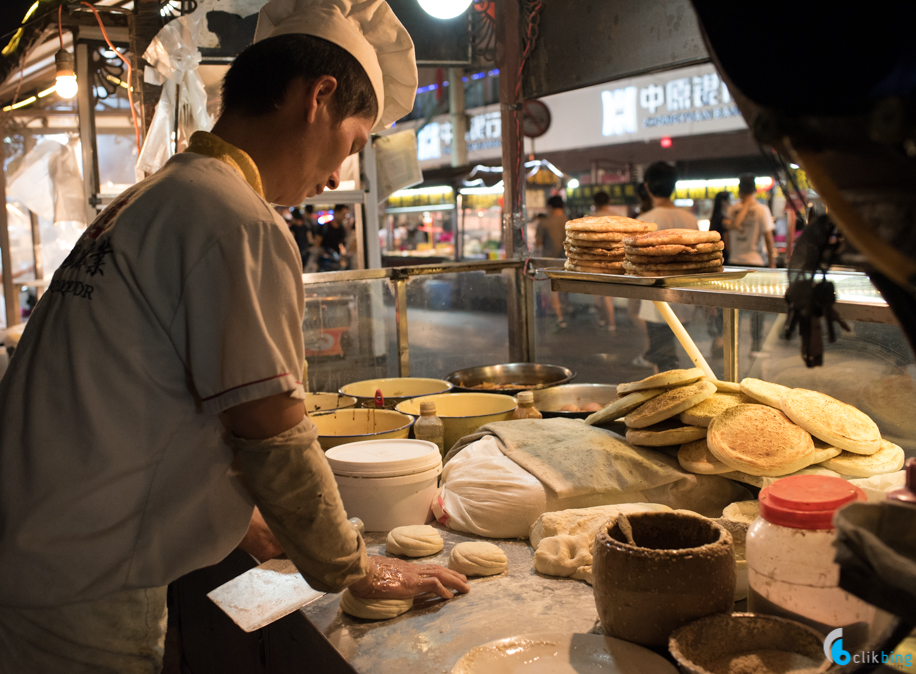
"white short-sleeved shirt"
636,207,699,323
0,136,305,607
727,200,775,266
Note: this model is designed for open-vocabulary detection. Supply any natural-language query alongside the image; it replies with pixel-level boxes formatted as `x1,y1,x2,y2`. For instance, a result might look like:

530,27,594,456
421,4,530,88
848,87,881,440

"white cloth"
636,207,699,323
0,150,305,607
0,587,167,673
255,0,417,132
727,199,774,266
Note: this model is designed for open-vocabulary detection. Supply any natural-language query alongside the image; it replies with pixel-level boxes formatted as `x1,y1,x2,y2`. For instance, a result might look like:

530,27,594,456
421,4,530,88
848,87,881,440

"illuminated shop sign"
416,110,502,162
601,72,739,138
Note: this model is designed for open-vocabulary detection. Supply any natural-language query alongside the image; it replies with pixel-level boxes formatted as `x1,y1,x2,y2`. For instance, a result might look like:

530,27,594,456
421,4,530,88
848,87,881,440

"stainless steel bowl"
445,363,576,395
533,384,618,419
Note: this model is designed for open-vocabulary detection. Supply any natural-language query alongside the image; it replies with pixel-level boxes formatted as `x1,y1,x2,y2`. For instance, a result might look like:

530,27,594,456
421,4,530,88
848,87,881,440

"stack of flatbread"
563,215,656,274
621,229,725,276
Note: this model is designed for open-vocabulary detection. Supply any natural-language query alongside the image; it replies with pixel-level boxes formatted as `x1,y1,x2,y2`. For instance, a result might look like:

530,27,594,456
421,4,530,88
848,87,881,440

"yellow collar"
184,131,265,198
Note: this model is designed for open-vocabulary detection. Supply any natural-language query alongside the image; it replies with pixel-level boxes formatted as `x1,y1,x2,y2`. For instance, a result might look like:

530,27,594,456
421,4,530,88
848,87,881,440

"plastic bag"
136,10,213,177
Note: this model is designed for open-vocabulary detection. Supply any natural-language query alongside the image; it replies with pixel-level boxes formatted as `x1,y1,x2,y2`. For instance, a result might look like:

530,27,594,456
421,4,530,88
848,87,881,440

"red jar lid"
759,475,867,529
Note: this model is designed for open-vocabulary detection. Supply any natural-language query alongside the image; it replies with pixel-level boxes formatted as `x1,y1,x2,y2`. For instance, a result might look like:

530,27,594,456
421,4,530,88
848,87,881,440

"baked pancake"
624,241,725,256
565,216,656,233
702,378,742,393
584,388,667,426
626,266,724,277
780,388,881,455
617,367,705,395
679,392,753,428
623,230,721,247
707,404,815,476
809,439,843,465
740,378,791,408
626,419,707,447
625,380,717,428
678,438,731,475
818,439,905,477
723,466,842,488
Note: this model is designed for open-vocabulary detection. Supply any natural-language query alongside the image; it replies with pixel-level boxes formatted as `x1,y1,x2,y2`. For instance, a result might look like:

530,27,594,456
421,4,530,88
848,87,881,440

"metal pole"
723,307,739,382
496,0,529,362
393,277,410,376
76,42,99,223
448,67,468,168
0,166,20,327
352,203,365,270
362,141,382,269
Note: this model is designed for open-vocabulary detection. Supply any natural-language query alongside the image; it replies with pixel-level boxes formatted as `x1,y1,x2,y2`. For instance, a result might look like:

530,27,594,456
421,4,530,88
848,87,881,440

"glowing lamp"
55,49,78,99
660,136,673,149
417,0,473,20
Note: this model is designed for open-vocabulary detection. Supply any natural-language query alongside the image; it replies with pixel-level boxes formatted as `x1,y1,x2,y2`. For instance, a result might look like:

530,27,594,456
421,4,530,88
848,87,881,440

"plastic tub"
326,439,443,532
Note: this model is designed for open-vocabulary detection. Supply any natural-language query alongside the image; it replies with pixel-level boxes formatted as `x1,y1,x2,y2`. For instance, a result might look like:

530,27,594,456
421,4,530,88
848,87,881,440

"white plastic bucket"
325,439,443,532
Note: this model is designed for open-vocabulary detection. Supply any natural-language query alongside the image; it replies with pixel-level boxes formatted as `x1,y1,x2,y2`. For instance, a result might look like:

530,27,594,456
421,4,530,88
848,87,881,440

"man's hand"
237,507,285,563
347,555,470,601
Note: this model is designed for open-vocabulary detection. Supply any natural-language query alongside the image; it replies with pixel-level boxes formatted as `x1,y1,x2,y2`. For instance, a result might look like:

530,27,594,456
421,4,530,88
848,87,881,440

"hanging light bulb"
417,0,473,20
55,48,78,99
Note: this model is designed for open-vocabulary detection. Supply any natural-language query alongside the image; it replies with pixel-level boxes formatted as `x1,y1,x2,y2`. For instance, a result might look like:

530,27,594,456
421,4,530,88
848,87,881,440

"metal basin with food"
445,363,576,394
534,384,618,418
311,408,414,451
339,377,453,407
396,393,517,452
305,392,357,415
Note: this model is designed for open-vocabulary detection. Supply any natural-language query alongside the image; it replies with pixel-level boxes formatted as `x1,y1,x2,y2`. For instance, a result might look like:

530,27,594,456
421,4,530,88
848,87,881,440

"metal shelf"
542,265,896,325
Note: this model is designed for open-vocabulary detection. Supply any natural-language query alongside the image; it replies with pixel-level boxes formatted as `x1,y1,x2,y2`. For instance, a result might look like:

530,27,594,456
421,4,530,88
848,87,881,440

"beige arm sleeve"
228,417,368,593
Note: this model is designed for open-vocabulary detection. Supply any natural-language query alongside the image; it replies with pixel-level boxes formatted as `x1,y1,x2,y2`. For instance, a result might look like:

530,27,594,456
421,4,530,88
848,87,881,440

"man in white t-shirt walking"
726,173,776,267
635,162,699,371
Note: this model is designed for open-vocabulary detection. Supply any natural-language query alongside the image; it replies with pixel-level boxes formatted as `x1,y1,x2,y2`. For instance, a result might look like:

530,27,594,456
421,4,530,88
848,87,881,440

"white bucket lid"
325,439,442,478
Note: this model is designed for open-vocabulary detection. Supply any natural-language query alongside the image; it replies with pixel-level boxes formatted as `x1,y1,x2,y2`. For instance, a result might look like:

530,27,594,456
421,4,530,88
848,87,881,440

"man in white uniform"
726,173,776,267
635,162,699,372
0,1,468,671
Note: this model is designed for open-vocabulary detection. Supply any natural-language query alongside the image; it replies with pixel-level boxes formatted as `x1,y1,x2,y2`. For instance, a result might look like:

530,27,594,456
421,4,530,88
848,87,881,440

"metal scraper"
207,557,325,632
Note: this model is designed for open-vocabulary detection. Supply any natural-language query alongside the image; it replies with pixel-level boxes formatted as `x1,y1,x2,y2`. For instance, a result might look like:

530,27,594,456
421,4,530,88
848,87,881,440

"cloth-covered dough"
339,589,413,620
448,542,507,576
529,503,671,549
534,534,592,577
386,525,444,557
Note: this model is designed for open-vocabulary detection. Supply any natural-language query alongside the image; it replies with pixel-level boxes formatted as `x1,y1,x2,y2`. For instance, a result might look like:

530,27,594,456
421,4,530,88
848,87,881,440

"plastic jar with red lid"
747,474,873,649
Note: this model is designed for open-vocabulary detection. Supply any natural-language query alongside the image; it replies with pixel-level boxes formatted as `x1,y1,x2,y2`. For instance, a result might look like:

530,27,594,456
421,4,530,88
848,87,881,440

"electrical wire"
62,1,142,153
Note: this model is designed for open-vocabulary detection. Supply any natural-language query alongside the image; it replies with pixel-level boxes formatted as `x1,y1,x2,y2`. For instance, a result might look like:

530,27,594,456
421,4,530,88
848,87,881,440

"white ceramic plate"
451,632,678,674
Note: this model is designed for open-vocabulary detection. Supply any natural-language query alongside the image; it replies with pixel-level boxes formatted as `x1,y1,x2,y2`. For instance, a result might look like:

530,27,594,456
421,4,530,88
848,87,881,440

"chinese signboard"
566,183,639,211
412,106,502,165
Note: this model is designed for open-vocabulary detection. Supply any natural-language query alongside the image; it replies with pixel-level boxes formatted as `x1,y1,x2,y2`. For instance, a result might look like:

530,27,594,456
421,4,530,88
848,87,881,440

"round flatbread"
563,238,626,250
567,251,626,262
739,378,791,408
623,259,725,272
624,230,721,247
625,380,717,428
678,392,753,428
780,388,881,455
564,261,625,273
584,388,667,426
818,439,905,477
723,466,842,488
859,375,916,437
627,251,723,265
626,265,724,277
809,439,843,465
703,378,742,393
565,245,625,258
566,231,629,242
708,404,815,476
449,542,508,576
340,589,414,620
678,438,732,475
565,216,656,233
626,419,707,446
617,368,705,395
386,525,444,557
624,241,725,256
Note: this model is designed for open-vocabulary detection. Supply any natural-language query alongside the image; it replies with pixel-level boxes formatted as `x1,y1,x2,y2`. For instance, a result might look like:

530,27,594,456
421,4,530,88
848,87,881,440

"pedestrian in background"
536,195,568,329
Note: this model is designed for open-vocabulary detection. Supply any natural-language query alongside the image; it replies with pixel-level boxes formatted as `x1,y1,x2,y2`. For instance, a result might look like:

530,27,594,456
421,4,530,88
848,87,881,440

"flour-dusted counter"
298,525,601,674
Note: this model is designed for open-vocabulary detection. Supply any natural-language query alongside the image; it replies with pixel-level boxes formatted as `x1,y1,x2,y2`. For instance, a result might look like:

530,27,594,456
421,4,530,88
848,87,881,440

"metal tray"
445,362,576,394
540,266,754,287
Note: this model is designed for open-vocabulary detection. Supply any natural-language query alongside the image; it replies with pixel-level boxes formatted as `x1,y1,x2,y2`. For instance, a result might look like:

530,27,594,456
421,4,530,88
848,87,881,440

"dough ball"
560,404,580,412
386,525,444,557
448,542,508,576
340,589,413,620
534,534,593,577
580,402,603,412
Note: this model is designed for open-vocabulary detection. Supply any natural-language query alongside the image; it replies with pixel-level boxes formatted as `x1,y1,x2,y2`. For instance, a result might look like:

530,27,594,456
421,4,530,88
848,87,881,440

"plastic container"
747,475,872,650
325,439,442,532
512,391,542,420
414,401,445,457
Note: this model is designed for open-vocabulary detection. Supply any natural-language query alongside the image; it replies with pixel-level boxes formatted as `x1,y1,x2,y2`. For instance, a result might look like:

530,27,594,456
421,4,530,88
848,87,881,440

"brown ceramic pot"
593,510,736,648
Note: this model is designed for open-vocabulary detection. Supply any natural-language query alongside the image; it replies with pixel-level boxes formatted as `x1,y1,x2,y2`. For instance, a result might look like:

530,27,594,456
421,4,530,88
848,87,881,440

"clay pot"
593,510,736,648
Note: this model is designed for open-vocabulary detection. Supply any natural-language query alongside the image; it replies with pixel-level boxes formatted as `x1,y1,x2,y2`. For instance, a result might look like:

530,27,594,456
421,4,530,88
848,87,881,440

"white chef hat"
254,0,417,132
